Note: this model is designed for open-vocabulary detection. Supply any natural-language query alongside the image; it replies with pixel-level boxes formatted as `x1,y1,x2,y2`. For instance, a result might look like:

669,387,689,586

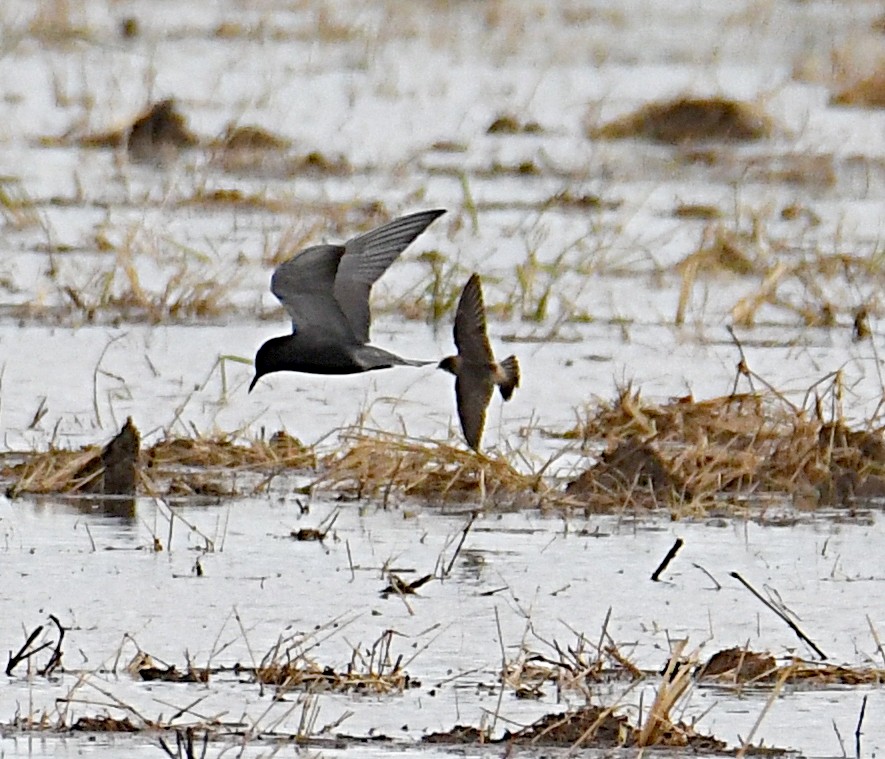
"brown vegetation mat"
4,372,885,515
255,627,417,696
589,96,774,143
562,380,885,514
697,647,885,687
1,425,315,499
314,429,551,507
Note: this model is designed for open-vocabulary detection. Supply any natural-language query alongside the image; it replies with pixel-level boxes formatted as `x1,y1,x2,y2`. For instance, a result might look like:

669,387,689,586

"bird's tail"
397,357,435,367
497,355,520,401
356,345,435,370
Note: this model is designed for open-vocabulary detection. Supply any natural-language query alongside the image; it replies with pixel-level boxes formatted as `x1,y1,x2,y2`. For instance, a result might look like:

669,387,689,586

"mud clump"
696,647,777,682
566,437,687,511
590,97,773,143
127,99,198,162
217,124,291,152
76,99,199,161
74,417,140,497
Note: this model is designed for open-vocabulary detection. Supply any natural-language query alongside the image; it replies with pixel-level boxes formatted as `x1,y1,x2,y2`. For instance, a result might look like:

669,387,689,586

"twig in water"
6,624,50,676
651,537,683,581
346,539,355,582
442,512,476,579
730,571,826,660
692,562,721,590
832,719,847,758
490,605,506,734
39,615,65,677
855,694,867,759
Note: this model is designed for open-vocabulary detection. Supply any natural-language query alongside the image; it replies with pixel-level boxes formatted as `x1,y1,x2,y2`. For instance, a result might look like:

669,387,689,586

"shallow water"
1,496,884,756
1,0,884,755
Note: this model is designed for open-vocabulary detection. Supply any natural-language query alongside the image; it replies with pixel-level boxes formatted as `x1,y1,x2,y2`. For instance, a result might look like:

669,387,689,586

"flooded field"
1,0,884,756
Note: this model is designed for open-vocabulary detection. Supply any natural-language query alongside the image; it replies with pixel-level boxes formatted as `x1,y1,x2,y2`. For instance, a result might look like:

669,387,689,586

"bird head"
249,340,277,392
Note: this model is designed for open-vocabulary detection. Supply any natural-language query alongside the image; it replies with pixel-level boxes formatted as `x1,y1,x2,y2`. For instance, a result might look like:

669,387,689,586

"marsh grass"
315,428,552,507
31,231,240,324
256,628,414,695
830,61,885,108
697,646,885,687
6,365,885,514
675,211,884,328
2,430,315,498
0,178,43,230
561,365,885,515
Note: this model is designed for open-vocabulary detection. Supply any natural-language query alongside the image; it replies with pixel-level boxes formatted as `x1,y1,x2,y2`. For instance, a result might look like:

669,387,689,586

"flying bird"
439,274,520,451
250,209,445,391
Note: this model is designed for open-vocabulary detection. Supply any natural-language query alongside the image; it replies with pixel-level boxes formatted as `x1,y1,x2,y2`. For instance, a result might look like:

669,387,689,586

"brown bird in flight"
439,274,520,451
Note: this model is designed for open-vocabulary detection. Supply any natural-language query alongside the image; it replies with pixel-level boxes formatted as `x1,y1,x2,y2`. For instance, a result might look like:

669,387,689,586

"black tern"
250,209,445,391
439,274,520,451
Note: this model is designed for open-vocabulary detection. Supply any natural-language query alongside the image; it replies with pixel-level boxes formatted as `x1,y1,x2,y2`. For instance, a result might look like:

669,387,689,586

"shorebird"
250,209,445,391
439,274,520,451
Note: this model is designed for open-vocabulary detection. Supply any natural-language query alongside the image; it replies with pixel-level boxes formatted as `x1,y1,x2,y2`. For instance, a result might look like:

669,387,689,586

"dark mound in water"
589,96,773,144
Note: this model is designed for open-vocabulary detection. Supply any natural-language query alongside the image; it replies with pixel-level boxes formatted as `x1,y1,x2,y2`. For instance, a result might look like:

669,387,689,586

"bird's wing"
335,209,445,343
453,273,494,364
455,373,494,451
270,244,357,342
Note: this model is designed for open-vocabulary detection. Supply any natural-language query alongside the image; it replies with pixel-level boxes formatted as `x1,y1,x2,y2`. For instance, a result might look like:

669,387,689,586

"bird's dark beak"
248,374,259,393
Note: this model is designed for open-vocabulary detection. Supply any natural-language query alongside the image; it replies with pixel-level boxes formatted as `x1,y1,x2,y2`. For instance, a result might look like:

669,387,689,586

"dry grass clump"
674,219,882,328
256,629,415,695
563,381,885,514
589,97,773,144
696,647,885,687
147,431,315,471
2,429,314,499
37,240,238,325
316,429,550,506
3,447,106,498
429,643,733,751
502,632,643,700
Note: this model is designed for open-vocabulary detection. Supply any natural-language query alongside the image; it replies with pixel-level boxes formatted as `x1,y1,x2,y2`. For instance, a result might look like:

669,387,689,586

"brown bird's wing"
454,273,494,364
455,372,494,451
334,209,445,343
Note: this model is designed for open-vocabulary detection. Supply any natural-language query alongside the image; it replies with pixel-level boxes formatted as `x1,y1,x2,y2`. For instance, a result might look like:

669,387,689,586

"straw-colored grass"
697,647,885,687
562,377,885,514
256,629,413,695
315,428,551,506
2,431,315,498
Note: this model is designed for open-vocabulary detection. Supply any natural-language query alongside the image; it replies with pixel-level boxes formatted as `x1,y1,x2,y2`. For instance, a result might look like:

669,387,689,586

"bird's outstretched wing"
454,273,494,364
335,209,445,343
270,244,356,343
455,373,494,451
